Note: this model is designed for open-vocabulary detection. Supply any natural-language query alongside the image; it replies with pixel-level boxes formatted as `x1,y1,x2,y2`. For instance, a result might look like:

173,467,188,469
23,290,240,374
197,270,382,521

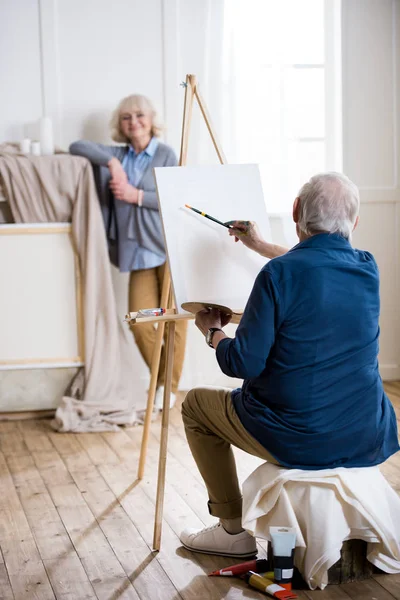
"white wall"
0,0,238,409
0,0,399,412
0,0,42,142
342,0,400,379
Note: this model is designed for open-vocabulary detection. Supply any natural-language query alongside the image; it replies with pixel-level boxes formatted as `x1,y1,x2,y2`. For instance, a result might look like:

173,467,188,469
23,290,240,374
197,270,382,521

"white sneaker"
154,386,176,410
180,522,257,558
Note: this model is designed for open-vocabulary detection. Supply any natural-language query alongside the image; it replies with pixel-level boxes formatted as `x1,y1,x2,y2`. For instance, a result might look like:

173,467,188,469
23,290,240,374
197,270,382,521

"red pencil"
208,558,269,577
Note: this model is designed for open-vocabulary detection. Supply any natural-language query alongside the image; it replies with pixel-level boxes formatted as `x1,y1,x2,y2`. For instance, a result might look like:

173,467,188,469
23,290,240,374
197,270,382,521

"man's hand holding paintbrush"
183,204,288,258
225,220,289,259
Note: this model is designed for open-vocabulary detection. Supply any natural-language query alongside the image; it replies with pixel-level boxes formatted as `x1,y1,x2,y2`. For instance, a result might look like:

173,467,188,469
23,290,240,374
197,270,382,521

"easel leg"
150,76,195,548
147,74,224,551
179,74,195,164
138,75,194,481
137,269,171,480
194,84,227,164
153,319,175,550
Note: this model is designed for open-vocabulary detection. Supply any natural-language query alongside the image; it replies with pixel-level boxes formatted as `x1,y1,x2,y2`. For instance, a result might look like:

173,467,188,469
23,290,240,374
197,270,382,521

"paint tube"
244,572,297,599
137,308,166,317
270,526,296,591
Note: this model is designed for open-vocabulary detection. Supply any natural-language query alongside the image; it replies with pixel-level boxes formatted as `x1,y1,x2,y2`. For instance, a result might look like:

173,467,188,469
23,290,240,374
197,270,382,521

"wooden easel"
132,73,227,550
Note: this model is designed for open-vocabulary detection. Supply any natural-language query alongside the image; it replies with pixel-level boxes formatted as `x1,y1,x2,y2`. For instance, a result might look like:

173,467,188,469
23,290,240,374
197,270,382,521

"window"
221,0,342,213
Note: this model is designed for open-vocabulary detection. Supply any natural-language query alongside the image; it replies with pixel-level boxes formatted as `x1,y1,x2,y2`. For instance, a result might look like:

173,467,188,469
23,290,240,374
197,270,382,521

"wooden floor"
0,385,399,600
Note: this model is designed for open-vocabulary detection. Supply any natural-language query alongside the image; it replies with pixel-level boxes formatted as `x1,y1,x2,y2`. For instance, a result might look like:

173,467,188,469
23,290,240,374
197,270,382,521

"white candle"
20,138,31,153
39,117,54,155
31,141,41,156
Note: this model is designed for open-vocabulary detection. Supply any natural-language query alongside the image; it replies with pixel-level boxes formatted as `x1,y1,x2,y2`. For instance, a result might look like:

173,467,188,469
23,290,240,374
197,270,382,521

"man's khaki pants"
129,263,187,393
182,387,279,519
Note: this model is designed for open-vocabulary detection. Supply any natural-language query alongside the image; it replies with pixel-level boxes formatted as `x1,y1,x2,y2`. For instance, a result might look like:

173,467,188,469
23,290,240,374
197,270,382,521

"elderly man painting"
179,172,400,558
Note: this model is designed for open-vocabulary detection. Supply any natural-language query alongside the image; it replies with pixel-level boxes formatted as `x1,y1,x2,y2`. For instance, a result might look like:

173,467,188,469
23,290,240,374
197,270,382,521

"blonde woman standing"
70,94,186,408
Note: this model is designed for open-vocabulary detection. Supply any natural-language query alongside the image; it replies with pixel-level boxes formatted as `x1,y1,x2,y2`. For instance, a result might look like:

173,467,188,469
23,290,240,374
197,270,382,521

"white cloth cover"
242,463,400,590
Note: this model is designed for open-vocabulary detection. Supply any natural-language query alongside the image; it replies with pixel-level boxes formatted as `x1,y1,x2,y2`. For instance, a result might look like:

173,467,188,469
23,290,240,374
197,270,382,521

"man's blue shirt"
216,233,399,469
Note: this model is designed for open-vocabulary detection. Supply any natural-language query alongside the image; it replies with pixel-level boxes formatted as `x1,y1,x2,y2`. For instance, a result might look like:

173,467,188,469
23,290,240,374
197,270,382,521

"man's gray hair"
297,172,360,240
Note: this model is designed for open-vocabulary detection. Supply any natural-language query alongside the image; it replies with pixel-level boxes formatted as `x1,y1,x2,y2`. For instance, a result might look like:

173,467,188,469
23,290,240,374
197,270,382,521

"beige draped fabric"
0,143,142,431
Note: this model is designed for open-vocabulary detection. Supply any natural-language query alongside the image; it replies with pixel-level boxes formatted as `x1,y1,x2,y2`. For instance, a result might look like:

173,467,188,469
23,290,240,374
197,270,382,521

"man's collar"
289,232,352,253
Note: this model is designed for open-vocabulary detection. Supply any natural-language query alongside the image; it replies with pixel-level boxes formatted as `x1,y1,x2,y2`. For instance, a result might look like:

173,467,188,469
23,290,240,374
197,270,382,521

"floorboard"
0,383,398,599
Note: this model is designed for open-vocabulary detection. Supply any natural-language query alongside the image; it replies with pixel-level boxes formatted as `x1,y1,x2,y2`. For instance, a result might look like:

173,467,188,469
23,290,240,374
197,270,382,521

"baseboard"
0,409,55,421
380,364,400,381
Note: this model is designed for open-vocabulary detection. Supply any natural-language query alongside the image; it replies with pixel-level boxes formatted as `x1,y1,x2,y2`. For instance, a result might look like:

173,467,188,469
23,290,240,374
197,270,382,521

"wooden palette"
181,302,243,324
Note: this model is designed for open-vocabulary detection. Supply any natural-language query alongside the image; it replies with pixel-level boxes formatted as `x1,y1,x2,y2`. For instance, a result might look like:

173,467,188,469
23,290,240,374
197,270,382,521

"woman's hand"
108,157,127,184
109,180,139,204
108,157,139,203
195,308,231,335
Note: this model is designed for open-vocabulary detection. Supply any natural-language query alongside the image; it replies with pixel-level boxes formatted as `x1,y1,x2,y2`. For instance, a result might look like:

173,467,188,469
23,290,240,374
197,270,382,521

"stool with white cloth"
242,462,400,590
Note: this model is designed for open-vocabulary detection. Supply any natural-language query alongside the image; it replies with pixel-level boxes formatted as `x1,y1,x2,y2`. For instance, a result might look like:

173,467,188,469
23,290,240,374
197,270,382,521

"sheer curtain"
220,0,342,214
164,0,341,389
163,0,340,228
162,0,227,166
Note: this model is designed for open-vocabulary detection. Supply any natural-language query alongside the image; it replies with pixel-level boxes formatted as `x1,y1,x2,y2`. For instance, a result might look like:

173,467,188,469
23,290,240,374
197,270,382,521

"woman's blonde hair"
109,94,162,142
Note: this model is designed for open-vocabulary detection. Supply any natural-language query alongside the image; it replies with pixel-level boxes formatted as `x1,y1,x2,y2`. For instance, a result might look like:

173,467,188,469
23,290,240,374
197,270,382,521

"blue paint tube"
270,526,296,591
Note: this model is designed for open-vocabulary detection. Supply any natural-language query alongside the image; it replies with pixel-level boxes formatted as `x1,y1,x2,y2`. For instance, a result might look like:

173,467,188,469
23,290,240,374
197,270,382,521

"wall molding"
324,0,343,171
38,0,62,145
161,0,182,151
390,0,398,190
342,0,399,191
380,364,400,381
359,194,400,203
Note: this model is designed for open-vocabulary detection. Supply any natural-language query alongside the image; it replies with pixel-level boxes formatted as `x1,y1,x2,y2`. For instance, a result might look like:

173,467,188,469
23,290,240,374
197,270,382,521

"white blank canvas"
0,228,79,362
154,164,271,313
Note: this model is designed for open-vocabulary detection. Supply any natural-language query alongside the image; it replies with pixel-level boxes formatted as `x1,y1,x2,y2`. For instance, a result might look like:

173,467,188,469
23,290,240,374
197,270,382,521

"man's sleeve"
216,268,280,379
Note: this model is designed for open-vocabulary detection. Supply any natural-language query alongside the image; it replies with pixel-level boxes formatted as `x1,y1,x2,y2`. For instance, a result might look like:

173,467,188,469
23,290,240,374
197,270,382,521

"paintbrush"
184,204,232,229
